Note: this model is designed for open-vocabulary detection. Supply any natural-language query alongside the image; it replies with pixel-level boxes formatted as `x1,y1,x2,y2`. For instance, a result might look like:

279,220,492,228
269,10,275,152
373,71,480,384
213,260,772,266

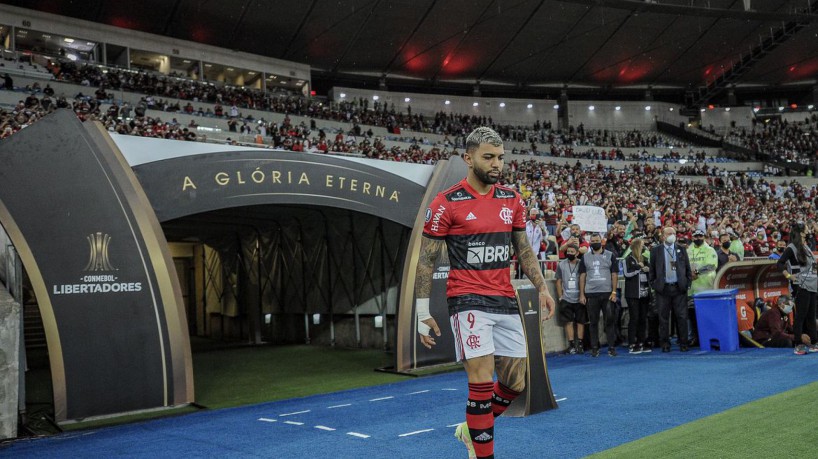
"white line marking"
258,418,277,423
369,396,394,401
327,403,352,409
441,388,459,391
446,423,461,428
283,421,304,426
556,397,567,402
280,410,310,417
315,425,336,431
399,429,434,437
347,432,370,439
409,390,430,395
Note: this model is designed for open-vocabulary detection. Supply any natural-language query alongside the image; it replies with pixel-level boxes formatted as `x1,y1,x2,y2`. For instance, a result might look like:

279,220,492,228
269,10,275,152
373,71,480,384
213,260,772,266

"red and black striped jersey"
423,178,526,304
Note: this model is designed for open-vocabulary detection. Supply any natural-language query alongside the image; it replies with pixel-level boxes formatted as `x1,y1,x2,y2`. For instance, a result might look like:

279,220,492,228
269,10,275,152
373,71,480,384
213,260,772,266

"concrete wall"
328,86,559,127
330,86,690,131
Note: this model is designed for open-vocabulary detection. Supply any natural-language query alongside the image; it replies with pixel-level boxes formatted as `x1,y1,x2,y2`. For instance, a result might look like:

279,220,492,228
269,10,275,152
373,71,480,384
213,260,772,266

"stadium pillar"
727,88,737,106
125,46,130,70
100,43,107,66
8,26,14,51
558,89,569,130
813,84,818,106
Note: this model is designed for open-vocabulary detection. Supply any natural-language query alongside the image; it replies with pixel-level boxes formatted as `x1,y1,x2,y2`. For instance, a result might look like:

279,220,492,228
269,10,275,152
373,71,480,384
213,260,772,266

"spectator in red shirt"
752,295,810,348
752,230,772,258
558,224,590,258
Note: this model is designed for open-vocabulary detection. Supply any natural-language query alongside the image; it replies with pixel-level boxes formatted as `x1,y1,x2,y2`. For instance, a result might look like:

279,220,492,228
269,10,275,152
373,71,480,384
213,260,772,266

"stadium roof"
6,0,818,92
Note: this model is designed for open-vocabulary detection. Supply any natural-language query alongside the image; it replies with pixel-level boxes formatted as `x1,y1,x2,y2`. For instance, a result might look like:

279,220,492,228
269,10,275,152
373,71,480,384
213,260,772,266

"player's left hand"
539,290,555,320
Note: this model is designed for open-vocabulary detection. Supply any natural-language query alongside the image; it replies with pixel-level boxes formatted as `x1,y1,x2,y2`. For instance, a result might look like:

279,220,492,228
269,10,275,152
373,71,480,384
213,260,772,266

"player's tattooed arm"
511,231,548,295
415,236,446,298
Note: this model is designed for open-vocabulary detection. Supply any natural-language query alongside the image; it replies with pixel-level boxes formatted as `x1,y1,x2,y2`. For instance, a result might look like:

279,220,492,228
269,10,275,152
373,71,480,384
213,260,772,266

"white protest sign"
572,206,608,233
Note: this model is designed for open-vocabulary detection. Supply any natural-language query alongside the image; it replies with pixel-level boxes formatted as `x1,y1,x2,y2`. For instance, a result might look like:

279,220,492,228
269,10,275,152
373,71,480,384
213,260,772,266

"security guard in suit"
649,226,694,352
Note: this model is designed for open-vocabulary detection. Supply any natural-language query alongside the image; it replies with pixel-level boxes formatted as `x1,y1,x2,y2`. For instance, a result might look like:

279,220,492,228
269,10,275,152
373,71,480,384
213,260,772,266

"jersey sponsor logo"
466,212,477,221
446,189,475,202
467,244,510,265
493,188,515,199
499,206,513,224
430,204,446,232
466,334,481,349
425,207,432,223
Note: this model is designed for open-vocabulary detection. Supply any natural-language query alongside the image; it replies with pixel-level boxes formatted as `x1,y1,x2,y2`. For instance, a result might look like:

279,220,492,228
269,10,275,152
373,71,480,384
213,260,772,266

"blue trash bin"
693,288,739,352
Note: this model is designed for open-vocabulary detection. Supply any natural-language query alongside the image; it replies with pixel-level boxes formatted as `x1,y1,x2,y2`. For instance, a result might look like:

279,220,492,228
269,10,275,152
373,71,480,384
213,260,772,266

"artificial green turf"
193,345,409,409
591,380,818,458
40,343,409,431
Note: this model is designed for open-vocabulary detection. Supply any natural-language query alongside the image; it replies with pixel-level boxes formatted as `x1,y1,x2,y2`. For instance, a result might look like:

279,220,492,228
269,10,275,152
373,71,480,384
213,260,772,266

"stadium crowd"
7,54,818,174
509,158,818,252
6,56,692,150
723,115,818,168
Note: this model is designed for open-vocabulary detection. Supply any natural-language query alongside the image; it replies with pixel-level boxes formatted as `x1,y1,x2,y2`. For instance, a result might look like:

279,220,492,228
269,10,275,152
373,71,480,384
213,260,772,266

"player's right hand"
419,317,441,349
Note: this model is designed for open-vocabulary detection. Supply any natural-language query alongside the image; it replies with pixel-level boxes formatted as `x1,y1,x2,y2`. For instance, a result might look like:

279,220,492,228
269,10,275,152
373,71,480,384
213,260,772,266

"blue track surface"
3,348,817,458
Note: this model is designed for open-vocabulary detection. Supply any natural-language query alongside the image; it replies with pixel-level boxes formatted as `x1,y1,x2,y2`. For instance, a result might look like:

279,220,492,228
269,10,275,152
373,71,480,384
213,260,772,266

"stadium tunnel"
159,204,410,349
120,132,440,350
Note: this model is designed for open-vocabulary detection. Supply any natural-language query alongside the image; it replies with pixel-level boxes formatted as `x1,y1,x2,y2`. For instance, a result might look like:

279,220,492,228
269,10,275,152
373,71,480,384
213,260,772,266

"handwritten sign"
572,206,608,233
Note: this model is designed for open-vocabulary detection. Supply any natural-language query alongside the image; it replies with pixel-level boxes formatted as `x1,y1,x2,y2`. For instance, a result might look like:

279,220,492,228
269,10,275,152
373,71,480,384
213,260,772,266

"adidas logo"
466,212,477,221
474,432,493,442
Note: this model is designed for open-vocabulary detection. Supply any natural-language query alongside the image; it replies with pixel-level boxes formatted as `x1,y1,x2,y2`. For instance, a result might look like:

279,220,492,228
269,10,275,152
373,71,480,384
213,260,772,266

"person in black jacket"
776,223,818,355
623,238,651,354
649,226,694,352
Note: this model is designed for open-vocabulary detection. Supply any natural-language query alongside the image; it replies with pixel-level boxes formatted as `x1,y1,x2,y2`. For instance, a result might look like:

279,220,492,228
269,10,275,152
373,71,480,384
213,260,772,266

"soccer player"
414,127,555,459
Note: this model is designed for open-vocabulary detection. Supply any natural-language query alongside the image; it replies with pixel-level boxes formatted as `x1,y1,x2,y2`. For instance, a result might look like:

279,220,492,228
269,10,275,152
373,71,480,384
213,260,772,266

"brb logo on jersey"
467,241,510,265
499,206,513,224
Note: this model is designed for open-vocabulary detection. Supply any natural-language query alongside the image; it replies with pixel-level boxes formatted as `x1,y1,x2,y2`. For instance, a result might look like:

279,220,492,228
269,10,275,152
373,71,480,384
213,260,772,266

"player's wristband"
416,298,432,335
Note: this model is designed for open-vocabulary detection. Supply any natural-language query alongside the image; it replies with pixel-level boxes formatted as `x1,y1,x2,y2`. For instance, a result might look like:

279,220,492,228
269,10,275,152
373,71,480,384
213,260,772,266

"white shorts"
450,310,527,361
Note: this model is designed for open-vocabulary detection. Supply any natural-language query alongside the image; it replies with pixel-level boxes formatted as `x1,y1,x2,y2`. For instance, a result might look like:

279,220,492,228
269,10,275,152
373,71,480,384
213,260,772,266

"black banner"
412,262,456,366
0,110,192,421
504,283,558,416
133,151,426,227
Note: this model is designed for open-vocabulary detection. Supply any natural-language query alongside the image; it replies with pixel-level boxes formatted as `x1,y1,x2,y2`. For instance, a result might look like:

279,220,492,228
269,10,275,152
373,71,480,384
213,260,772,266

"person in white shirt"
524,209,544,276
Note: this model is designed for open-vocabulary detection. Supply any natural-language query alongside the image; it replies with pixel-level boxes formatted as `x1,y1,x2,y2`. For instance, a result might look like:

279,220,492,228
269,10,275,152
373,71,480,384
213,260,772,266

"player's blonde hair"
465,126,503,154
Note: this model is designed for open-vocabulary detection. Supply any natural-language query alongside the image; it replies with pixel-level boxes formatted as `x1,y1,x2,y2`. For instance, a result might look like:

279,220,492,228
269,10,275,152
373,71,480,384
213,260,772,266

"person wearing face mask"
623,238,651,354
578,233,619,357
687,229,718,347
687,230,718,294
752,295,810,348
649,226,694,352
716,232,740,272
559,223,589,258
556,244,586,354
769,239,787,260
